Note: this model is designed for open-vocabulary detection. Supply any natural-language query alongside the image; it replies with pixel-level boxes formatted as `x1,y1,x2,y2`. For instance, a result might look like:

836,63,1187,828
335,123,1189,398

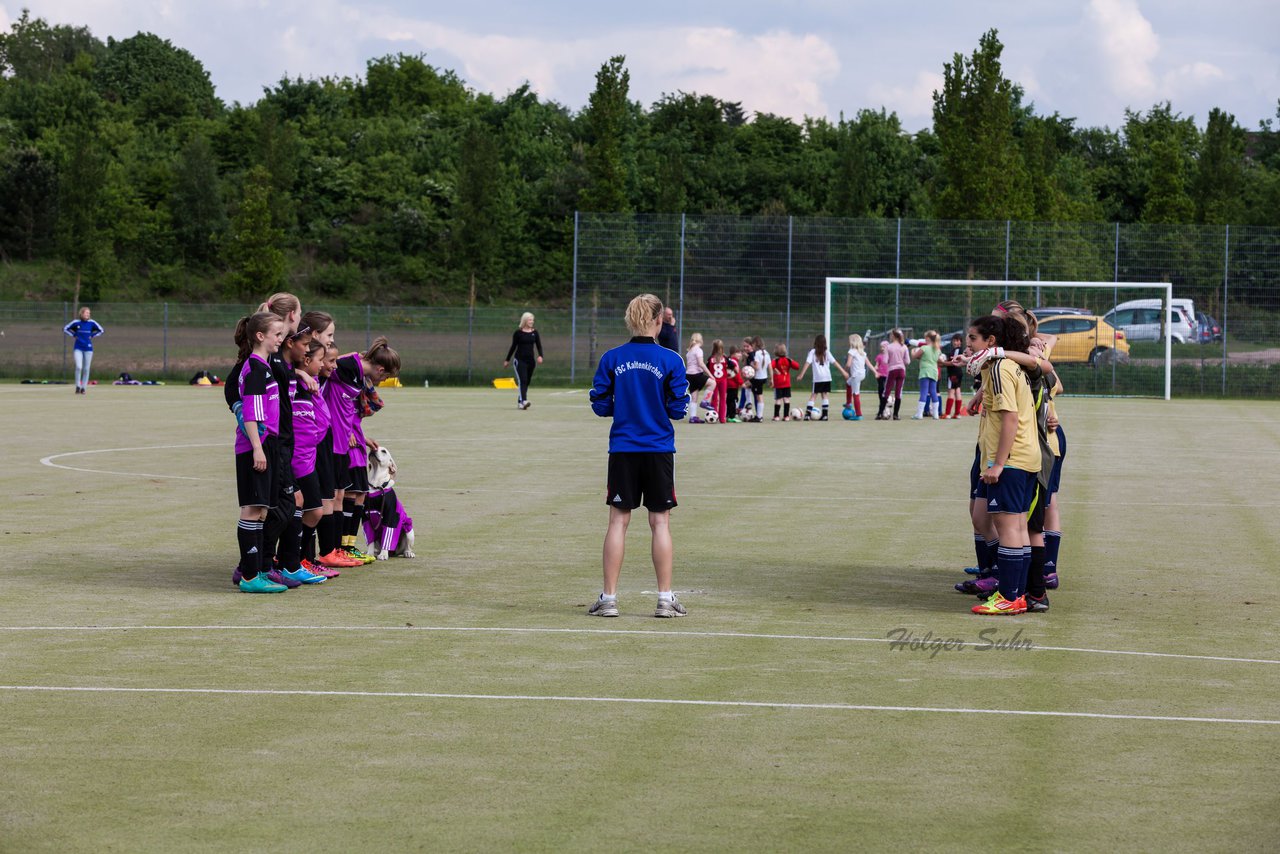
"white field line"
34,446,1268,508
1,684,1275,725
2,624,1277,666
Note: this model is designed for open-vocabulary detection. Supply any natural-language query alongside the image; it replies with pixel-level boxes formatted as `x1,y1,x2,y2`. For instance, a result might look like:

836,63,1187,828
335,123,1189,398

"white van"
1103,298,1197,344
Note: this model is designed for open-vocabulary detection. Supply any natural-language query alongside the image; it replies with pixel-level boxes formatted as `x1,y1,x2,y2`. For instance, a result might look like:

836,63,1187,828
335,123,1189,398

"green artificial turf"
1,385,1277,852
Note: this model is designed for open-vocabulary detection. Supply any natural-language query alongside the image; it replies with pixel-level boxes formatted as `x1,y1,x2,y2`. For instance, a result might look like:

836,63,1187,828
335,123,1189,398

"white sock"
600,592,617,602
658,591,673,601
915,400,926,417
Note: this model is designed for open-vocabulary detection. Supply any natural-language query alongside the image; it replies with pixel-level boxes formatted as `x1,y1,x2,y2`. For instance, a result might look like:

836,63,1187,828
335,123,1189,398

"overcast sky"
7,0,1278,131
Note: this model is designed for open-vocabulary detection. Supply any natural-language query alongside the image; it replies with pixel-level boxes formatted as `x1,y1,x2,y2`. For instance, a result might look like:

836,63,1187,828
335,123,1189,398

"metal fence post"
1222,224,1230,395
1003,220,1011,299
571,211,579,384
163,303,169,375
894,218,901,328
786,216,793,349
678,213,686,348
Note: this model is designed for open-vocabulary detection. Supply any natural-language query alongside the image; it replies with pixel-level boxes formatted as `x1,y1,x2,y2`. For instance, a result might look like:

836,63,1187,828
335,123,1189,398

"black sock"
277,509,304,570
1026,546,1047,598
774,403,781,418
318,513,337,554
349,503,366,543
237,519,263,579
821,404,829,419
302,522,317,562
893,396,902,418
783,402,791,418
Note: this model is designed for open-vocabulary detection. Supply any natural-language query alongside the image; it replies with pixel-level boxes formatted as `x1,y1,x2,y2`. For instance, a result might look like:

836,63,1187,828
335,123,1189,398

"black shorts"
314,439,336,500
236,436,279,508
276,441,296,496
751,378,766,395
687,372,708,392
606,452,677,513
813,381,831,394
347,463,370,494
295,470,325,512
331,449,352,491
775,387,792,400
1027,481,1046,533
947,372,964,390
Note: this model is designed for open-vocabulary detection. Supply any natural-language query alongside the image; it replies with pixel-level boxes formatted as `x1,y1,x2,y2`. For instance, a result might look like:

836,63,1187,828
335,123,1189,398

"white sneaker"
654,595,687,618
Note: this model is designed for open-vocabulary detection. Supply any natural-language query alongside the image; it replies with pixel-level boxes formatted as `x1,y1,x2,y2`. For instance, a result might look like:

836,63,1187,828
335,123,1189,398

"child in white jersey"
796,334,849,420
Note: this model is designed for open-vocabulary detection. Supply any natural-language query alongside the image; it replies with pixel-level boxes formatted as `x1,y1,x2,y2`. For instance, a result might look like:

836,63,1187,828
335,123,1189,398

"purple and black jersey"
291,387,325,477
235,354,279,455
324,353,366,467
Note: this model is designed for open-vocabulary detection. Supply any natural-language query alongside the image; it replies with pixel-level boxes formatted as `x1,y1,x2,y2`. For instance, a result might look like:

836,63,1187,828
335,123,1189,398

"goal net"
824,277,1174,399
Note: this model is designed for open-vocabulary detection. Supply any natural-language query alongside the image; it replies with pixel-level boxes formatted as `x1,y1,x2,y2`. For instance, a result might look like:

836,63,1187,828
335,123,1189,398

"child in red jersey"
770,343,802,421
725,344,744,422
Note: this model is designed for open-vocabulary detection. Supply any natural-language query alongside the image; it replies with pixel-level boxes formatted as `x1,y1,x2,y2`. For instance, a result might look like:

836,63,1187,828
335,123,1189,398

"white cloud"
0,5,11,33
866,70,944,126
1086,0,1159,98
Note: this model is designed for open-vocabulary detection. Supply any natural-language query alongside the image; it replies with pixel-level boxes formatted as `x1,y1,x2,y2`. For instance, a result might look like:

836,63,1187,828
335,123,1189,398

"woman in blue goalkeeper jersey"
63,306,104,394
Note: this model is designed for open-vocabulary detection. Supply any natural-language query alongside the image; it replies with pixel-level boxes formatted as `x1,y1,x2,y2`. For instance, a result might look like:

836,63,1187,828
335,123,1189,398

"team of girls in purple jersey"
229,293,401,593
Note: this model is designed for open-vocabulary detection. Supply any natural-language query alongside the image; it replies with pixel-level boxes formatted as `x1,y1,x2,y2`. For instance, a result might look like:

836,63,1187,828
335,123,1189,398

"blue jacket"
64,318,104,351
591,337,690,453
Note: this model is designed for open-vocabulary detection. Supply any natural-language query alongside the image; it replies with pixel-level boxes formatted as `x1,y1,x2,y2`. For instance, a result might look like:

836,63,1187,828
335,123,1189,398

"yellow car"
1034,315,1131,365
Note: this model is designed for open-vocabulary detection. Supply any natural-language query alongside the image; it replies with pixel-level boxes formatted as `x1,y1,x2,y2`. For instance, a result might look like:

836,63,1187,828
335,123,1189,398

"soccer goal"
824,277,1174,399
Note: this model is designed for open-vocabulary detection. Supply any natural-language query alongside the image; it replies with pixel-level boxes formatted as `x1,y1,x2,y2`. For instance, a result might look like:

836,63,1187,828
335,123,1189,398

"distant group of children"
228,292,405,593
680,329,980,424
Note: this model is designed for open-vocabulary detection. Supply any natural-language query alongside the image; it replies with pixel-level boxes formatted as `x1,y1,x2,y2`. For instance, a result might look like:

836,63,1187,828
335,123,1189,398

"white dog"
365,446,416,560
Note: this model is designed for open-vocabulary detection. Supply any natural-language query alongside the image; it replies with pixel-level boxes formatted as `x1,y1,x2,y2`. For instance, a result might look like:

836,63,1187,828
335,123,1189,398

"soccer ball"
704,410,719,423
790,408,804,421
842,405,856,420
741,365,756,380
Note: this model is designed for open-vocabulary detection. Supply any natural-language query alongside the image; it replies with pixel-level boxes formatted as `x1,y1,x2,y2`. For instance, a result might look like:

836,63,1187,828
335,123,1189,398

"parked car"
1035,314,1130,365
1103,298,1197,344
1196,312,1222,344
1029,306,1092,318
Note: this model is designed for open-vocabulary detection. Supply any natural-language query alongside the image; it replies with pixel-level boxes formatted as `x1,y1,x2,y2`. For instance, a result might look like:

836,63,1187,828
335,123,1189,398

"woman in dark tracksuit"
504,312,544,410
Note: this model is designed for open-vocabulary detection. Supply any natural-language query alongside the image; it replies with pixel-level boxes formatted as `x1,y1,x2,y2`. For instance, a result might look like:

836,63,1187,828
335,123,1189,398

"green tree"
170,133,226,265
1193,108,1245,224
0,147,58,260
830,109,920,217
931,29,1032,220
580,55,631,212
95,32,220,122
1142,137,1195,223
224,166,284,296
454,119,517,302
0,10,104,82
57,123,108,305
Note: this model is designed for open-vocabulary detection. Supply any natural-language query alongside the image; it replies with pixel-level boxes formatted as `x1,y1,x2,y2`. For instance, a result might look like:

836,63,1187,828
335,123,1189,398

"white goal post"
824,277,1173,400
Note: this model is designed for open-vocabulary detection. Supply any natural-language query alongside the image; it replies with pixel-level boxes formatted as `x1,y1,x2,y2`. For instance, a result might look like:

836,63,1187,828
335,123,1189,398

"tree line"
1,14,1277,305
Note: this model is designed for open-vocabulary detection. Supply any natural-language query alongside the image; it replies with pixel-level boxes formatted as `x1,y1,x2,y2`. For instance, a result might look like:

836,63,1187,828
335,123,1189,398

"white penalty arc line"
1,684,1275,726
40,443,221,480
2,625,1278,667
30,446,1267,509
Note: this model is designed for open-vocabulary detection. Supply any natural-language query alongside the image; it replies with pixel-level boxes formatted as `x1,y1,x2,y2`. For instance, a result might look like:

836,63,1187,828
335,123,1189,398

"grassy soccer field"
1,384,1277,852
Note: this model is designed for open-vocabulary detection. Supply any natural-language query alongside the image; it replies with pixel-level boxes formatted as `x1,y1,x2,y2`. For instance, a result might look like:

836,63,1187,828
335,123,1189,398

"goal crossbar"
824,277,1173,400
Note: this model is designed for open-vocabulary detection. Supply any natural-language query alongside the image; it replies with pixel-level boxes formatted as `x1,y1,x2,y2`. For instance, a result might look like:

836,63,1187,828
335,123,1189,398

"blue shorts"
976,466,1037,514
1049,425,1066,495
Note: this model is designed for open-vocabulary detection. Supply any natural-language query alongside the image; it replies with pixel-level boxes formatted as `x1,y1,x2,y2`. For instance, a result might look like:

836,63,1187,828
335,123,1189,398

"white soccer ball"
741,365,756,380
704,410,719,423
790,408,804,421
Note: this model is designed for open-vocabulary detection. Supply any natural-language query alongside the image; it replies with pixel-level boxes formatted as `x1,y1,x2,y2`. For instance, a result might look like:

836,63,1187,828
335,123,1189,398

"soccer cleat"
727,417,739,423
1044,572,1059,590
654,595,687,618
267,567,303,589
699,400,714,411
911,414,923,420
231,566,244,587
280,566,326,585
301,558,339,579
955,576,998,596
963,566,983,575
1026,594,1050,613
587,597,619,617
972,592,1026,615
239,574,288,593
345,546,376,565
689,417,705,424
319,549,362,568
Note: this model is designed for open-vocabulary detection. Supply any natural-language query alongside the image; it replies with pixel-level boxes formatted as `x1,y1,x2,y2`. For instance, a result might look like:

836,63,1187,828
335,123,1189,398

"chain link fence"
572,215,1280,398
3,215,1277,397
